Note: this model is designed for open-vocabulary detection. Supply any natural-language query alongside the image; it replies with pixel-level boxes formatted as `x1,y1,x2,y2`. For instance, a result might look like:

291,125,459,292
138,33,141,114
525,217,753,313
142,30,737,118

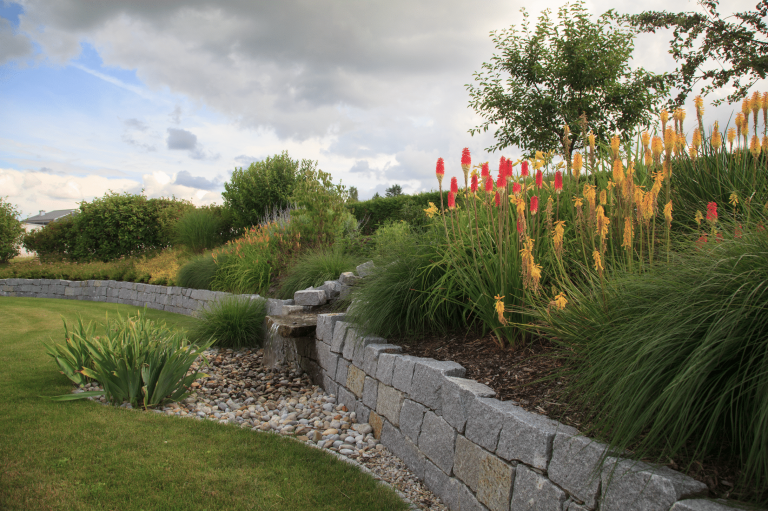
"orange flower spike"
592,250,603,272
694,95,704,118
689,146,697,161
743,97,751,118
660,109,669,129
573,153,583,180
641,131,650,150
599,189,607,205
595,205,610,239
493,295,507,325
727,128,737,148
644,148,652,167
763,92,768,125
610,135,621,161
588,132,596,154
750,135,761,158
712,130,722,151
612,159,625,184
735,113,745,139
752,91,761,124
550,292,568,311
664,200,673,228
664,126,676,153
692,128,701,150
552,220,566,260
651,136,663,162
622,217,634,251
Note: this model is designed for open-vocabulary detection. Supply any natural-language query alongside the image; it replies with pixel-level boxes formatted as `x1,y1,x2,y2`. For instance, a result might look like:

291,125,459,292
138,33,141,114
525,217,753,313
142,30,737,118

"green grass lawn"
0,297,408,511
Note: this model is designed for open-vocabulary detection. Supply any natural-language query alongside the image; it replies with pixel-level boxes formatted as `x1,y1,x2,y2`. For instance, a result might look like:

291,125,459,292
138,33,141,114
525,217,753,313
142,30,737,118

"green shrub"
0,197,25,263
174,208,224,253
21,215,78,261
347,191,446,234
290,164,349,247
190,296,267,348
44,316,96,386
535,229,768,498
278,246,363,299
176,253,219,290
51,309,213,409
222,151,306,232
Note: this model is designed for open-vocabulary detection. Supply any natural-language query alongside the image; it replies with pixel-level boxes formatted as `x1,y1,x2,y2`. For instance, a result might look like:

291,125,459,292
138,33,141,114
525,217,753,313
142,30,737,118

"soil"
395,329,759,506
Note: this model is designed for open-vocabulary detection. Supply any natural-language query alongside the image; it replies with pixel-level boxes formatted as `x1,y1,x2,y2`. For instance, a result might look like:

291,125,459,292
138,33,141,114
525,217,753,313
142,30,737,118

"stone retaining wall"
311,312,744,511
0,278,291,317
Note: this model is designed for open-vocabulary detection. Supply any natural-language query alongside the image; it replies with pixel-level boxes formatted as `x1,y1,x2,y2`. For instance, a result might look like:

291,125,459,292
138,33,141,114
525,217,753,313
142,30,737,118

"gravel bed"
76,347,447,511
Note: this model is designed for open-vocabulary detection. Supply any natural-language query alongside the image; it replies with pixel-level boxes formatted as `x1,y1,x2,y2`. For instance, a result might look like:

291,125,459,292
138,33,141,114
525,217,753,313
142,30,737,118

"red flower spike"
461,148,471,167
481,162,489,177
471,174,478,193
496,173,507,189
535,170,543,189
517,218,524,234
448,191,456,209
485,176,494,193
530,196,539,214
494,191,501,207
512,182,521,195
554,171,563,193
696,234,708,248
706,202,718,221
506,159,513,179
521,161,529,178
436,158,445,186
499,156,506,174
450,176,459,194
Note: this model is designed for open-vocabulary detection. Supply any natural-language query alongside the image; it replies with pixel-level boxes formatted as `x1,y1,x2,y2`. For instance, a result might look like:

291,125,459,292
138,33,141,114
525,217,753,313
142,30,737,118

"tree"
0,197,24,263
222,151,307,231
291,163,349,247
348,186,359,203
385,184,403,197
466,1,670,161
628,0,768,106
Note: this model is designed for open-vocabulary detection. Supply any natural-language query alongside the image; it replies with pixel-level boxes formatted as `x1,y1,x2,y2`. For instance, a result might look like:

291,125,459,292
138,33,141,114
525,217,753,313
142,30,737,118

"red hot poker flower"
494,191,501,207
461,148,471,168
450,176,459,194
530,195,539,214
506,159,514,179
471,174,478,193
706,201,718,221
512,182,522,195
485,176,494,193
496,173,507,189
436,158,445,186
554,171,563,194
499,156,506,174
521,161,529,178
448,191,456,209
535,170,543,189
481,162,489,177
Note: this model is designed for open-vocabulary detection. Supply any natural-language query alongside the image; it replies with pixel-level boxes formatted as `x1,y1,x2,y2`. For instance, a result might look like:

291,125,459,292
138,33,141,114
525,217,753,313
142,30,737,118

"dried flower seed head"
435,158,445,186
751,135,761,158
642,131,650,150
595,205,609,239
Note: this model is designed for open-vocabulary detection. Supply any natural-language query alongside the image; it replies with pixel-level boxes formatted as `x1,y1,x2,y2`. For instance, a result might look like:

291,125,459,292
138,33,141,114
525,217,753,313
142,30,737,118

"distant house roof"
24,209,77,225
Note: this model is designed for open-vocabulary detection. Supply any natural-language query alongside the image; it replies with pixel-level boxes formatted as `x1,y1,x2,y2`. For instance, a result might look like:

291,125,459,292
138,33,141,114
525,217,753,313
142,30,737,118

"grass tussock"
277,247,362,299
190,296,267,348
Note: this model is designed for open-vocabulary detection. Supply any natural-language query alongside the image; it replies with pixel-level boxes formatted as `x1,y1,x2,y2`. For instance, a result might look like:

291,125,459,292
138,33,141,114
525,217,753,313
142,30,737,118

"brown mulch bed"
395,329,755,505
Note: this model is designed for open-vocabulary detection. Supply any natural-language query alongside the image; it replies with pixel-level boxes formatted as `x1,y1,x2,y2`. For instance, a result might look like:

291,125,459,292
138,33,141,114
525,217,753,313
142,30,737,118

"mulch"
394,328,757,505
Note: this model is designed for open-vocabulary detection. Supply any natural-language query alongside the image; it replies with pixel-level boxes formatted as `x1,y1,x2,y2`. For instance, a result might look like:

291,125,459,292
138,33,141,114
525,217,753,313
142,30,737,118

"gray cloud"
234,154,259,165
124,118,148,131
349,160,371,174
169,105,181,124
166,128,197,150
37,166,66,175
0,17,33,65
174,170,219,190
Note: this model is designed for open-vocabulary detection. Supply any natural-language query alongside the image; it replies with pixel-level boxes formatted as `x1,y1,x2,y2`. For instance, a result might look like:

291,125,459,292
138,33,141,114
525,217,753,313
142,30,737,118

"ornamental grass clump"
190,295,267,348
277,246,362,299
49,309,212,409
536,228,768,500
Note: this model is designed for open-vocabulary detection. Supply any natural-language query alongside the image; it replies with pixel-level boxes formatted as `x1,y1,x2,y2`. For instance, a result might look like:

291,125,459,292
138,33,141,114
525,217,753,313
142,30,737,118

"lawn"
0,297,408,511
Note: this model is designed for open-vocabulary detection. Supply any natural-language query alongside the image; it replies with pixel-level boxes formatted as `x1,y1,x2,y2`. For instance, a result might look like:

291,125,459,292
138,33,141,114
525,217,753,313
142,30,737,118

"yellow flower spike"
552,220,566,260
729,193,739,206
622,217,634,251
664,200,673,228
712,130,723,151
694,95,704,117
750,135,761,158
592,250,603,272
695,210,703,225
606,179,615,191
595,205,610,239
651,136,663,161
550,292,568,311
610,135,621,161
573,153,583,179
660,109,669,127
642,131,650,150
644,148,652,167
743,98,751,117
752,91,761,117
689,146,697,160
599,189,607,205
572,196,584,208
588,132,596,153
664,126,676,152
493,295,507,325
735,113,745,139
692,128,701,150
612,159,625,184
727,128,737,147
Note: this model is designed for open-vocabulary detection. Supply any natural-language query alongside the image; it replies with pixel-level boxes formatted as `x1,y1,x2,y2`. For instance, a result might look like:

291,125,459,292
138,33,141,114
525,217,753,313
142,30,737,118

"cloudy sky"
0,0,763,218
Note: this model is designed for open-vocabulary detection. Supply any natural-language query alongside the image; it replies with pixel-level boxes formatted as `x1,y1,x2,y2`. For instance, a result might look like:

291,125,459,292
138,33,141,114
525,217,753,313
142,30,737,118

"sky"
0,0,764,218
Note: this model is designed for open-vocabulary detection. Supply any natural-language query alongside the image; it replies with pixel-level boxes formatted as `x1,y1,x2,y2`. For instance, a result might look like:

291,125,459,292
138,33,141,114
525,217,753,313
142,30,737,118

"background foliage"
0,197,25,263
